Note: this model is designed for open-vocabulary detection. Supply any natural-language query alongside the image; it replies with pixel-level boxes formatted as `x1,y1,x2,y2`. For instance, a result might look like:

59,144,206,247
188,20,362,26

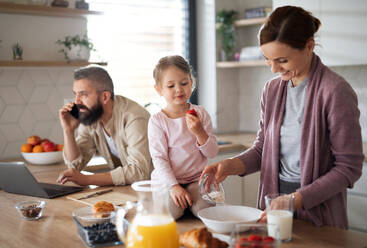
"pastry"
92,201,115,218
179,227,228,248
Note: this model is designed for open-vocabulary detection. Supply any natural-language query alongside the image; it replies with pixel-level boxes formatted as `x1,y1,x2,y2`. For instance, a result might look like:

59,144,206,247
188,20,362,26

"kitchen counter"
217,132,367,162
1,162,367,247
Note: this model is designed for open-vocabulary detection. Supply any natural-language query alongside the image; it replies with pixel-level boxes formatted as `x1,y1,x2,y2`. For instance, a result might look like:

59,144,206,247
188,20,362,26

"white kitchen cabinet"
208,149,260,207
272,0,367,66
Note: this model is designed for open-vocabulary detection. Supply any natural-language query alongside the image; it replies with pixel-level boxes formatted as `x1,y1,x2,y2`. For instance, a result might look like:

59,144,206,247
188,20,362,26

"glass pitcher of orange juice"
125,180,179,248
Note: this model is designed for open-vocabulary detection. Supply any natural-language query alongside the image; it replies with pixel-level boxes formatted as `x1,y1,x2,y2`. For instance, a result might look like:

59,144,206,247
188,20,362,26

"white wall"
197,0,217,129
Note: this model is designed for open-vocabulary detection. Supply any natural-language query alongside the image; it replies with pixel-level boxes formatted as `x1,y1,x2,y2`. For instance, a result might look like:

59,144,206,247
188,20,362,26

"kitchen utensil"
77,189,113,200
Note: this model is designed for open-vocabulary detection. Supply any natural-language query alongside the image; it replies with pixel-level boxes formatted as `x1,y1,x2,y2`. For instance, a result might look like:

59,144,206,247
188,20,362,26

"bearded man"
57,66,152,186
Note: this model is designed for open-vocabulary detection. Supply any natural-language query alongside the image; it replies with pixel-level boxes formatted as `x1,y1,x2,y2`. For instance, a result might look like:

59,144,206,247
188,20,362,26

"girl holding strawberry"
148,55,219,219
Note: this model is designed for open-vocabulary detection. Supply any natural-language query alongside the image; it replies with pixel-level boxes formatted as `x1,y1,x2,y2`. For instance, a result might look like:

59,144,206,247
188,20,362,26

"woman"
201,6,364,229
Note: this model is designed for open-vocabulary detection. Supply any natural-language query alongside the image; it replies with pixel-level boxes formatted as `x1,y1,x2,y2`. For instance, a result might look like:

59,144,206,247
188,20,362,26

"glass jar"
124,180,179,248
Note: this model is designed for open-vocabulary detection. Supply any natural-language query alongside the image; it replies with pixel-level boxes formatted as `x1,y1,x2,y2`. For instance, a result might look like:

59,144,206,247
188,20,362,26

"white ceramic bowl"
198,205,263,233
21,151,63,165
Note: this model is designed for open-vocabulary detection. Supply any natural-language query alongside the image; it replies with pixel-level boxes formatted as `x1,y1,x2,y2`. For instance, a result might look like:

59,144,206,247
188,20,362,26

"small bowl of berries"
231,223,280,248
72,206,129,247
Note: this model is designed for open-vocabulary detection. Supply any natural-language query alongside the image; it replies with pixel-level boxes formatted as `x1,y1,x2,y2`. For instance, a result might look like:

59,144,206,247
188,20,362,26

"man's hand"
57,168,88,186
59,102,80,133
170,184,192,209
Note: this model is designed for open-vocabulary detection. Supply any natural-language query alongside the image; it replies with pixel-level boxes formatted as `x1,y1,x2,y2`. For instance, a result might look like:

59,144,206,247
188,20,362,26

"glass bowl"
14,200,46,220
199,174,225,205
231,223,280,248
72,206,128,247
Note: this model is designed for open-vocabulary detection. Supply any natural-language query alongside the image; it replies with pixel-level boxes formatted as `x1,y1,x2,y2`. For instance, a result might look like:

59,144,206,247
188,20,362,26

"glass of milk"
265,193,294,242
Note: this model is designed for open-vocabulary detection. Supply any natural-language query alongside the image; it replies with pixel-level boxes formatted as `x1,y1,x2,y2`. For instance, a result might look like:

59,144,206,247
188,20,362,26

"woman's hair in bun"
259,5,321,50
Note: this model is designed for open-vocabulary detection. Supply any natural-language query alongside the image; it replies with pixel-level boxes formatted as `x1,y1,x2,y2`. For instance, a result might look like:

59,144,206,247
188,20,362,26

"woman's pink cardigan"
237,54,364,229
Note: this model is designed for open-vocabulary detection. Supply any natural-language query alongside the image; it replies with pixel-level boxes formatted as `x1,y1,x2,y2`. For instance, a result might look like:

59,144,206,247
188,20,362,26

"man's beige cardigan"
63,95,153,185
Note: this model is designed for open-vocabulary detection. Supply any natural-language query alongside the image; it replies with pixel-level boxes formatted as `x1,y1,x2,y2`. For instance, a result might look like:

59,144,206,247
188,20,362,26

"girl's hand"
170,184,192,209
185,112,209,145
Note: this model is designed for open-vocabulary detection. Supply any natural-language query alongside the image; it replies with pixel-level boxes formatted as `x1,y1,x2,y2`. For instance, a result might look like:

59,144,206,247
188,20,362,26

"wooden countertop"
217,132,367,162
1,162,367,247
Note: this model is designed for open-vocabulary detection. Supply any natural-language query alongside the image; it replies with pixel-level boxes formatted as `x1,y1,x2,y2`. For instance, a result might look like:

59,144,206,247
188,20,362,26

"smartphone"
69,104,79,119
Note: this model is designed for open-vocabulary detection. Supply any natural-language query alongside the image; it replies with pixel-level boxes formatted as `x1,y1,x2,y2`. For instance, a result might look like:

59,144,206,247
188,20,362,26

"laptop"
0,161,83,199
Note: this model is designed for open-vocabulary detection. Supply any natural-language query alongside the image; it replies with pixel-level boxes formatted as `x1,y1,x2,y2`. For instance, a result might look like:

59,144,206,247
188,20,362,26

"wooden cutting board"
67,189,138,206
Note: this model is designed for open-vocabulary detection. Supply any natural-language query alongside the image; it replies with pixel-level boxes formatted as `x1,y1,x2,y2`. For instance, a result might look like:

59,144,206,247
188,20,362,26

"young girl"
148,55,219,219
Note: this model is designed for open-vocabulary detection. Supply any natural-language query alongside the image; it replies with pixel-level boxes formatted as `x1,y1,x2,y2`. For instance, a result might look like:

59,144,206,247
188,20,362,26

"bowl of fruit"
20,136,64,165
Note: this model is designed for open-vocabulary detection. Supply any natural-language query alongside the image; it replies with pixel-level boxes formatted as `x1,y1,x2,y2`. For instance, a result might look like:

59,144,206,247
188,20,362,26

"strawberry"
248,234,263,242
186,109,197,117
263,236,275,243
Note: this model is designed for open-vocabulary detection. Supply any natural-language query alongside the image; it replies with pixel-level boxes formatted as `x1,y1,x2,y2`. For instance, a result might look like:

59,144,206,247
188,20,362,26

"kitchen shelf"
216,17,267,29
0,61,107,67
234,17,267,27
216,60,266,68
0,2,103,18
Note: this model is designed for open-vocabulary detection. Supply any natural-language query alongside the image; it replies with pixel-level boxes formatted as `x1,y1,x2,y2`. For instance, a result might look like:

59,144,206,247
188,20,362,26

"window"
88,0,191,111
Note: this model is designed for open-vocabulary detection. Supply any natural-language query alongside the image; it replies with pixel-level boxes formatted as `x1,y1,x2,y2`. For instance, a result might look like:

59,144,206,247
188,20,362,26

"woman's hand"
170,184,192,209
200,158,246,185
258,192,303,223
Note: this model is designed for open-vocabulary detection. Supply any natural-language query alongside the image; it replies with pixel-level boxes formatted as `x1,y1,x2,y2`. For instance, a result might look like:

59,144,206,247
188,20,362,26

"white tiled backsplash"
0,67,76,159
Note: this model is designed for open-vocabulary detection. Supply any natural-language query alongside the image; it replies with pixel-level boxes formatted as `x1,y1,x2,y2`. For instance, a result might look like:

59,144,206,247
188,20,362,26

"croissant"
179,227,228,248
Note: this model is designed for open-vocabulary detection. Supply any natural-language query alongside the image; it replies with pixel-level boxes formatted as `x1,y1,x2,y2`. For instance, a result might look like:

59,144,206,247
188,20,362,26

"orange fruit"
21,143,33,153
56,144,64,151
32,145,44,153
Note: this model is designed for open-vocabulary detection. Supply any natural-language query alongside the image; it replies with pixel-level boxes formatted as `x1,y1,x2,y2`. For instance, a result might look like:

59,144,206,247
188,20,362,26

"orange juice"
126,214,179,248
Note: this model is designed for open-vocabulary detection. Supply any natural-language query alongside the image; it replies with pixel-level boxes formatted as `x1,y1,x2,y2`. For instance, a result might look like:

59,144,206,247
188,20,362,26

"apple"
43,141,57,152
40,139,50,149
27,135,41,146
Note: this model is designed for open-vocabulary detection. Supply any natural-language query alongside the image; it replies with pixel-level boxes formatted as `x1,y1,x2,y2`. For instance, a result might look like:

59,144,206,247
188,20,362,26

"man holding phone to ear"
57,66,153,186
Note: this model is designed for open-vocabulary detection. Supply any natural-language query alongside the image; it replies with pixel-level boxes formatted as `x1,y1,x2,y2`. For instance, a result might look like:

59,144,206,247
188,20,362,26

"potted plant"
56,35,95,61
216,9,238,61
12,43,23,60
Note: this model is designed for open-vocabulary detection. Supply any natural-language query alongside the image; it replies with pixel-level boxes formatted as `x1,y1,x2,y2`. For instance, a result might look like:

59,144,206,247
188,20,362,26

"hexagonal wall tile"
2,141,24,159
0,129,6,156
0,124,25,142
49,122,63,144
29,86,54,104
32,120,57,139
19,107,37,137
47,88,64,119
28,68,53,85
57,85,74,100
57,68,75,85
29,104,55,121
0,105,25,123
0,68,22,86
48,68,61,84
0,86,25,104
0,97,5,117
17,71,35,102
